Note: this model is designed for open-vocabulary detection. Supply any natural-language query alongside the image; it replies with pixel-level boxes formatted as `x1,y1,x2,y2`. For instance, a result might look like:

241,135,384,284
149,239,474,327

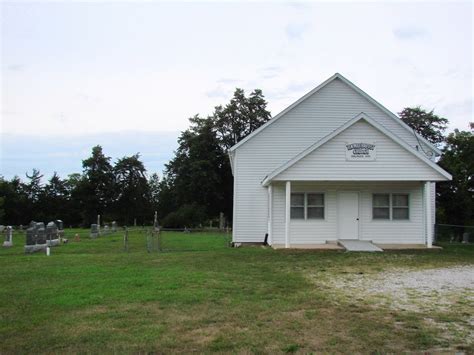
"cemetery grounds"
0,228,473,353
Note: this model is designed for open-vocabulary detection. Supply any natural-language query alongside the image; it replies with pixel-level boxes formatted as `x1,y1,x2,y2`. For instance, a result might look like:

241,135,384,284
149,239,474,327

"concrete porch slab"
374,244,443,250
272,243,344,250
338,239,383,252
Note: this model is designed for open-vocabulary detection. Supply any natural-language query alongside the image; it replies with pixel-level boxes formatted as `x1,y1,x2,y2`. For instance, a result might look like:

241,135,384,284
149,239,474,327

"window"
372,193,409,220
291,193,324,220
307,193,324,219
392,194,409,220
290,193,305,219
373,194,390,219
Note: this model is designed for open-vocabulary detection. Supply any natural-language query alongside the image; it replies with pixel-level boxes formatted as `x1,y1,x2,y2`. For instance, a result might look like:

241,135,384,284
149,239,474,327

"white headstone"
2,226,13,247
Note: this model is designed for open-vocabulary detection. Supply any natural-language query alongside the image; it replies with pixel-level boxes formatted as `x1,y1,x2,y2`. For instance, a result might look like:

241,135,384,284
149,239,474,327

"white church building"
228,73,451,249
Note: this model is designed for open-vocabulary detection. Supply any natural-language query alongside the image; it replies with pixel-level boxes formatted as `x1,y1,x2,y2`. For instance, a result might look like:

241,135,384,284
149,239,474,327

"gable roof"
229,73,442,155
261,112,451,186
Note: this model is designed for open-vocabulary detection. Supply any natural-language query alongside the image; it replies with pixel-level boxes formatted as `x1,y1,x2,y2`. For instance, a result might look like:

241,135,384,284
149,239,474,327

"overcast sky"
1,1,472,180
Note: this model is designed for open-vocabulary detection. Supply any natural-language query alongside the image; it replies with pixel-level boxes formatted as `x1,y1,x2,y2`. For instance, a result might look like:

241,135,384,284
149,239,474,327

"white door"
337,192,359,240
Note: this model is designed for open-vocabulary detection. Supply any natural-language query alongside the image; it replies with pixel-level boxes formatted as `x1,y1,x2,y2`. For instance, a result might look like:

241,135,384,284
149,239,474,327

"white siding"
232,78,442,243
275,120,446,182
431,182,436,240
271,181,425,245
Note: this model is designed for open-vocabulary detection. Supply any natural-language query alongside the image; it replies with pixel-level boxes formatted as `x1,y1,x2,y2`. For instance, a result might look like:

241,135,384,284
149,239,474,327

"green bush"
161,204,207,228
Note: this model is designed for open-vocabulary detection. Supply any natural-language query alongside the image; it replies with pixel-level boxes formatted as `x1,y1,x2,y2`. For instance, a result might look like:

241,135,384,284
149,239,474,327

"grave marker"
3,226,13,247
90,224,99,239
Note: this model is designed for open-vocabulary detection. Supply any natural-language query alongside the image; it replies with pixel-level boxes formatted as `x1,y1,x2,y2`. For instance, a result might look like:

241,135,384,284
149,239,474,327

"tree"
0,196,4,224
0,176,30,225
148,173,160,211
398,106,449,145
41,172,70,222
81,145,115,224
113,153,151,225
163,115,226,222
157,88,271,226
437,129,474,227
213,88,271,150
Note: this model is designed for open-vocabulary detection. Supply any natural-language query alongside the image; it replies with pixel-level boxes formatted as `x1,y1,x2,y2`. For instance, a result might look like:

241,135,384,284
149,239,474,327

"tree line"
0,92,472,229
0,88,271,227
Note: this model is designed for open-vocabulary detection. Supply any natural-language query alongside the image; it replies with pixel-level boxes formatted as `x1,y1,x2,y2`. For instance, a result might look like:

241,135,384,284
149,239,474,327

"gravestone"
55,219,64,239
103,224,110,235
3,226,13,247
46,221,60,246
462,232,470,243
0,225,5,233
35,222,47,245
55,220,64,230
26,225,36,246
24,221,47,253
112,221,117,233
90,224,99,239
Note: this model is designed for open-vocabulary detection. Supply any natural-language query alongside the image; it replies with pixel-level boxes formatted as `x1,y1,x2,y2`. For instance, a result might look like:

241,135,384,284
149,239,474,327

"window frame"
372,193,391,220
372,193,410,221
290,192,325,220
290,192,305,219
392,193,410,220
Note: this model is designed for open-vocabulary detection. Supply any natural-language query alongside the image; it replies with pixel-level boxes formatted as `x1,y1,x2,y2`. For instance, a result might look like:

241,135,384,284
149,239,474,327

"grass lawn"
1,229,473,353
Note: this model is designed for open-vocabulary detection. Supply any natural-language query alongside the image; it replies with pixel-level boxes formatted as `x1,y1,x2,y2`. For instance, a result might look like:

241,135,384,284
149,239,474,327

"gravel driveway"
328,265,474,309
323,265,474,344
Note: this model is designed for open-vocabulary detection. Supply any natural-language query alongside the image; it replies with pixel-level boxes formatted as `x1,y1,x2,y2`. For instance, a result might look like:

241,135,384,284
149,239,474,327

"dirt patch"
325,265,474,311
311,265,474,346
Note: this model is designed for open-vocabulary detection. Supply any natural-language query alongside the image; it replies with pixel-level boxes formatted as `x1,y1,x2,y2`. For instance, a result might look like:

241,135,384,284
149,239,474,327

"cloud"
216,78,240,85
441,98,473,117
285,22,310,40
205,87,231,99
0,131,180,180
266,80,315,100
393,26,427,40
77,93,102,104
6,64,25,71
260,66,282,79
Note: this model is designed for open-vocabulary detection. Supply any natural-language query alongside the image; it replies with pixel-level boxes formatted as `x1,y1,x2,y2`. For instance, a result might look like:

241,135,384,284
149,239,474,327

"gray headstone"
462,232,470,243
0,225,5,233
90,224,99,238
36,223,46,245
112,221,117,232
26,226,36,246
3,226,13,247
46,221,58,241
55,220,64,230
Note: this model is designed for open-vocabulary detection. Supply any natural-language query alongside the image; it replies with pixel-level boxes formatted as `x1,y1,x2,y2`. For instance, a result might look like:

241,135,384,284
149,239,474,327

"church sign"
345,142,376,161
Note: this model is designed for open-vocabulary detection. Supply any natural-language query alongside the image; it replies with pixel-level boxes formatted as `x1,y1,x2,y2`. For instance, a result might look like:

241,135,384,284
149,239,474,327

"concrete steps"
338,239,383,252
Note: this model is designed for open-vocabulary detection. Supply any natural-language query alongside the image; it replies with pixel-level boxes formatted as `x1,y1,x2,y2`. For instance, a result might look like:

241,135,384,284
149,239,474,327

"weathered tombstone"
46,221,60,246
462,232,470,244
56,220,64,231
103,224,110,235
90,224,99,239
219,212,225,230
0,225,5,233
36,222,47,245
3,226,13,247
55,220,64,239
26,225,36,246
24,222,47,253
154,211,159,231
112,221,117,233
